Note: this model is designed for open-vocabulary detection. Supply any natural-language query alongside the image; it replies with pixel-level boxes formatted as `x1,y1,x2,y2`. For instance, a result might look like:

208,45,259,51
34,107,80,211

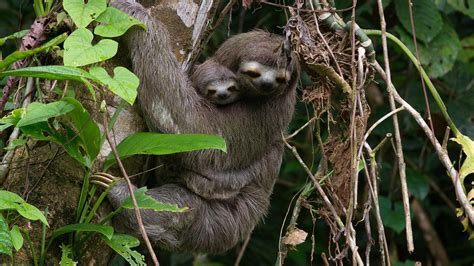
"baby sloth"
191,59,242,105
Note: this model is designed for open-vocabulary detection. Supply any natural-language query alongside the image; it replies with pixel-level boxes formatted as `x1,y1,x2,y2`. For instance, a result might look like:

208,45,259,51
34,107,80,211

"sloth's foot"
90,172,120,189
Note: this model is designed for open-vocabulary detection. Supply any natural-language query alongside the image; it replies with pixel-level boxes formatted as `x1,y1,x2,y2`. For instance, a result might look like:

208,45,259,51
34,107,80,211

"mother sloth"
95,0,300,254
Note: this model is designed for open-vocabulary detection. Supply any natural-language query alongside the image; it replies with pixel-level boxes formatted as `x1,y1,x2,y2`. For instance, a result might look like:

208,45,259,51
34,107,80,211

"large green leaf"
63,0,107,28
0,29,29,46
61,97,101,166
104,132,227,169
10,225,23,252
458,36,474,63
398,22,461,78
89,66,139,105
406,168,429,200
15,99,100,168
63,28,118,67
379,196,406,234
16,203,49,225
0,65,96,82
51,223,113,241
121,187,188,212
20,121,90,167
16,101,76,127
448,0,474,19
102,234,145,266
94,7,145,38
0,215,12,257
394,0,443,43
0,191,48,225
0,33,68,70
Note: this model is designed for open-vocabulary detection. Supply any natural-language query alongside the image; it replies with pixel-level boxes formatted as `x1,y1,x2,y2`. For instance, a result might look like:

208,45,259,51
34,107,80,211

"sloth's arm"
112,0,210,133
185,146,282,199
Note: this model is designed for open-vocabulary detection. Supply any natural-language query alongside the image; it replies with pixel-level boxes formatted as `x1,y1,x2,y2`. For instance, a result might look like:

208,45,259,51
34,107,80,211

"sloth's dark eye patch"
207,89,216,95
276,77,287,84
228,85,238,92
243,70,261,78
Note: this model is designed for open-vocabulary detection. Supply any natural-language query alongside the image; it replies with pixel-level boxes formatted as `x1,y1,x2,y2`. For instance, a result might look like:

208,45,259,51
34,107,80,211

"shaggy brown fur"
102,0,300,254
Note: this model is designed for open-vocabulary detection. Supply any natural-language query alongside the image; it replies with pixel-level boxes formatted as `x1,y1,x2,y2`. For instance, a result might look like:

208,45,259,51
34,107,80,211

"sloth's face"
238,61,291,97
204,79,241,105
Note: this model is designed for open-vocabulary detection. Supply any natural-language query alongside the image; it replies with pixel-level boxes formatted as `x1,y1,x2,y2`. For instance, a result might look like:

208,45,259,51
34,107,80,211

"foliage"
0,190,49,259
0,0,473,264
104,132,227,169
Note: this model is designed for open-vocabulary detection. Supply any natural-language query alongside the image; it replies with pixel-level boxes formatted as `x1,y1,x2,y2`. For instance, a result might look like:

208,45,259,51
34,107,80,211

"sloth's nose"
260,82,274,91
217,93,229,99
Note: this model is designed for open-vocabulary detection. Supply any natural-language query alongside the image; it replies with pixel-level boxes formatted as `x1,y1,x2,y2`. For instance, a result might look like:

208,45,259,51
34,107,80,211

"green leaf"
451,134,474,183
61,97,101,166
394,0,443,43
63,28,118,67
13,99,98,168
448,0,474,19
379,196,406,234
104,133,227,170
63,0,107,28
0,108,23,131
406,168,429,200
459,36,474,63
0,215,12,257
60,244,77,266
10,225,23,252
89,66,139,105
5,137,27,150
51,224,113,241
121,187,188,212
0,190,48,225
0,29,29,46
0,65,96,82
0,33,68,71
17,203,49,225
102,234,145,266
0,190,24,208
0,65,96,99
17,101,76,127
94,7,146,37
398,22,461,78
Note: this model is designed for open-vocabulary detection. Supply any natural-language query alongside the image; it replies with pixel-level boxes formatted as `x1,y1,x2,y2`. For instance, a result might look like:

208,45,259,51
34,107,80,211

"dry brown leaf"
282,228,308,247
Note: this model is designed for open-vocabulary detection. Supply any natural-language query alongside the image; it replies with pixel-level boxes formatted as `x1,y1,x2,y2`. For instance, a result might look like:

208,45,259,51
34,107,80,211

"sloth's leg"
92,176,269,254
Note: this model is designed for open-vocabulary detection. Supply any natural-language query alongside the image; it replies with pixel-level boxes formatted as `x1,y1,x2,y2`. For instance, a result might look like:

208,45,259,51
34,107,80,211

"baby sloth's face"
203,79,241,105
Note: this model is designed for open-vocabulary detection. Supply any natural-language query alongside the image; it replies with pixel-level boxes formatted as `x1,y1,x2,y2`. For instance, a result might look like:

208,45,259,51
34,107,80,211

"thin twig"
285,116,318,140
235,233,252,266
102,111,159,266
407,0,435,135
374,0,414,252
365,142,391,265
357,107,405,159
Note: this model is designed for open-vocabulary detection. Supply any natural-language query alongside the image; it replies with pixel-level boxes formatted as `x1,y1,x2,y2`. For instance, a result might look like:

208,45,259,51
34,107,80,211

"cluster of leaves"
0,0,226,264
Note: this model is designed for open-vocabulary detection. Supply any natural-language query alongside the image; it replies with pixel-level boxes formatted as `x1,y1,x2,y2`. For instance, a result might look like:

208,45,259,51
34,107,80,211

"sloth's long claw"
91,172,120,189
